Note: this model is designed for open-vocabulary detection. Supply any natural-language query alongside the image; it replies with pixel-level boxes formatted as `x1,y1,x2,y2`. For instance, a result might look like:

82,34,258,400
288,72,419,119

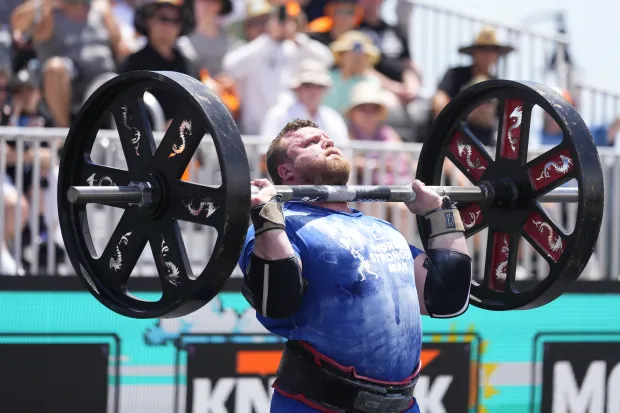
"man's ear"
277,162,294,182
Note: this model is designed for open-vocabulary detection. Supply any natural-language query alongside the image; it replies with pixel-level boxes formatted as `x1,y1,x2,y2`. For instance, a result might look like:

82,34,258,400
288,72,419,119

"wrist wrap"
425,197,465,238
251,195,285,236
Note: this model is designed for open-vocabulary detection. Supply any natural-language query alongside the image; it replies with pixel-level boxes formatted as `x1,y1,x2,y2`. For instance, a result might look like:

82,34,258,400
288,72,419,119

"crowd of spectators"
0,0,617,278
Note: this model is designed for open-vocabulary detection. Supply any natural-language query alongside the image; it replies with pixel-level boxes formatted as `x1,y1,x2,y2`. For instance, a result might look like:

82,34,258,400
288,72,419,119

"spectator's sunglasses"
355,103,382,113
300,83,327,89
153,14,182,25
334,6,356,16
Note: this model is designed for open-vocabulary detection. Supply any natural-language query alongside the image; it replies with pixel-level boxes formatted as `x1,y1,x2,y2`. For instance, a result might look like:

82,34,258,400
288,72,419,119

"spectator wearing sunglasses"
120,0,200,121
307,0,363,49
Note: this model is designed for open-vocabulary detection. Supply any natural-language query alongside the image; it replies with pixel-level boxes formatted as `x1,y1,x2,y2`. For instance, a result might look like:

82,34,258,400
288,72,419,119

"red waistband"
273,382,416,413
296,341,422,386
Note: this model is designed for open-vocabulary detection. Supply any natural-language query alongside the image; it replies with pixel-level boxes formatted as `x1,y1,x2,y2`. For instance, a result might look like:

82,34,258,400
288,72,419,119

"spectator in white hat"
344,81,410,186
222,2,333,134
260,59,349,144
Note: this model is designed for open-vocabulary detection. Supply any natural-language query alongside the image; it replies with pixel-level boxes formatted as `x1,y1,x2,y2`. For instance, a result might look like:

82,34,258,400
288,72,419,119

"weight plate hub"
57,71,251,319
416,80,604,311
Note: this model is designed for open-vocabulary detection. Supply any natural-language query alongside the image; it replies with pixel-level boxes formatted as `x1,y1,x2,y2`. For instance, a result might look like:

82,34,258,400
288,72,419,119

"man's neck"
198,17,220,37
306,201,353,213
330,24,349,40
472,65,490,77
62,4,89,20
303,104,319,118
150,41,175,60
363,10,380,26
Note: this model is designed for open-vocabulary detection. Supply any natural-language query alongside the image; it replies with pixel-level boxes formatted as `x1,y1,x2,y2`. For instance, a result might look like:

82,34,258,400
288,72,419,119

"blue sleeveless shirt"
239,203,424,411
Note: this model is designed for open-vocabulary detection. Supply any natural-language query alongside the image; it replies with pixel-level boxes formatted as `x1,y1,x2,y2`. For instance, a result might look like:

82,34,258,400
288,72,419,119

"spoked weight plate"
416,80,604,311
58,71,251,319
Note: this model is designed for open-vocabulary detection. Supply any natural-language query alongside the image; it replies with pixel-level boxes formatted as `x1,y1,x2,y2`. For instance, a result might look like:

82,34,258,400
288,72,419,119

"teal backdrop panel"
0,290,618,413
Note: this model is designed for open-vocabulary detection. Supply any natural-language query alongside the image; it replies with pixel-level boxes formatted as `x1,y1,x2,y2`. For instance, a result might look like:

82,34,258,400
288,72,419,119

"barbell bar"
67,183,580,205
57,71,604,319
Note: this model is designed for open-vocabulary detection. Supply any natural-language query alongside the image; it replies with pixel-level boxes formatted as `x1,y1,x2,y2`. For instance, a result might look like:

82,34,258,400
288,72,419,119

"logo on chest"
327,229,413,280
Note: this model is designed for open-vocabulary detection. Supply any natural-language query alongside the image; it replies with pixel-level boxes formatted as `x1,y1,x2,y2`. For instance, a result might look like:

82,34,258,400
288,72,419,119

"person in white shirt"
222,2,334,135
260,59,349,145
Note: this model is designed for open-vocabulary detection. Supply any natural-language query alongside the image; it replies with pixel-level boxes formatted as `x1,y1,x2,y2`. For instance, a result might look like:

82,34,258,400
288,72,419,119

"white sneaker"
0,247,25,276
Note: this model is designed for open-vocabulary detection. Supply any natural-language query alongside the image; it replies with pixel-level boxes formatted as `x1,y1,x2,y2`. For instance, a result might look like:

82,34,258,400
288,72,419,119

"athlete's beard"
297,155,351,185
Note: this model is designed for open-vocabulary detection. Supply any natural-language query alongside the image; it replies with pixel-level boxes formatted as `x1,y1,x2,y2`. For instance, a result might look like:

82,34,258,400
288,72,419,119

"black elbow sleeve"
423,249,472,318
242,254,306,319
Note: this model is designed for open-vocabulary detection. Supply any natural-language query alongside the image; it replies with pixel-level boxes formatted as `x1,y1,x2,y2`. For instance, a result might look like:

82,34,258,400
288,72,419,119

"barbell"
57,71,604,319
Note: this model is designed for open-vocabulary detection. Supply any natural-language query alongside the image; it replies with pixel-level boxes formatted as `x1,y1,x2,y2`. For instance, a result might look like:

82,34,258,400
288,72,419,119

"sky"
383,0,620,96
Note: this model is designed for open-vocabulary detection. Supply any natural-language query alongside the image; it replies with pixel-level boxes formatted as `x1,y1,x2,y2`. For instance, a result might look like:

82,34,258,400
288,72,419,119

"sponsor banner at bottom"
183,337,477,413
539,339,620,413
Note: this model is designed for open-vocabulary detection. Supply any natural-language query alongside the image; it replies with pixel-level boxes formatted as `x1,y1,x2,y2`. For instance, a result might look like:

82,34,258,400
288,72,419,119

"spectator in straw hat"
431,26,514,119
345,81,411,186
345,80,413,230
261,59,349,145
228,0,273,42
322,30,384,114
222,1,333,134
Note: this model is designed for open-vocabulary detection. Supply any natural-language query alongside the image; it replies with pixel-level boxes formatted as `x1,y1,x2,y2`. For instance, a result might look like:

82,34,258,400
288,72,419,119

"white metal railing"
0,126,616,282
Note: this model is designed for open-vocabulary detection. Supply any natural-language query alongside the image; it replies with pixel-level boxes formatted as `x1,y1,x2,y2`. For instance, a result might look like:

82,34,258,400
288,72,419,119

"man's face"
195,0,221,16
472,48,500,71
295,83,327,112
245,14,269,41
360,0,382,13
332,3,356,28
279,127,351,185
147,5,182,43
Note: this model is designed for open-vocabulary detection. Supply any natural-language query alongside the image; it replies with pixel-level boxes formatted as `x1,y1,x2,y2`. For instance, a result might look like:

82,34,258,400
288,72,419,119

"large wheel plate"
416,80,604,310
58,71,251,318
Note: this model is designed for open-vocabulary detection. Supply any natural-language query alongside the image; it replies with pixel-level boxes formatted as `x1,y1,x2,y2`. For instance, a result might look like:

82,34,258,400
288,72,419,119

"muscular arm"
241,180,304,319
11,0,54,42
431,90,451,118
98,0,131,62
406,181,471,318
414,232,469,317
253,229,298,261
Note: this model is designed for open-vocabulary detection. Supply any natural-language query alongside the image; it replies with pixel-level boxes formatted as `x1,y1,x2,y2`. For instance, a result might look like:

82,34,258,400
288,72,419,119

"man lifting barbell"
240,118,471,413
57,71,604,411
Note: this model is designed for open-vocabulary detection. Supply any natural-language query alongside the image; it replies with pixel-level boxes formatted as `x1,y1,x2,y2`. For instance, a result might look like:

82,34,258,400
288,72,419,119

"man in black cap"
119,0,200,121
